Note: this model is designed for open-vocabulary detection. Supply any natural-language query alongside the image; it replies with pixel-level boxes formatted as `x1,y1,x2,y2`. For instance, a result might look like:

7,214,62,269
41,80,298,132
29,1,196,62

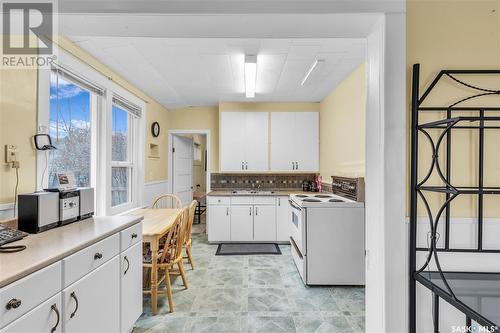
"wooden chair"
143,207,189,313
151,194,182,209
183,200,197,269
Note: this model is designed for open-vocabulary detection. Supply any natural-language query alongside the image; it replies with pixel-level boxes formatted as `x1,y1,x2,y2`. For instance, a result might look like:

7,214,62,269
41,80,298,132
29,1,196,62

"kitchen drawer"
62,233,119,288
207,196,231,206
253,196,276,205
0,262,61,329
120,222,142,251
290,237,306,284
231,196,253,205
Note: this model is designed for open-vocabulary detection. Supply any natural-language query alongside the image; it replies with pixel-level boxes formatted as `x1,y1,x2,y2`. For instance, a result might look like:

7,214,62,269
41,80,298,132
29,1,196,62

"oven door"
289,199,306,255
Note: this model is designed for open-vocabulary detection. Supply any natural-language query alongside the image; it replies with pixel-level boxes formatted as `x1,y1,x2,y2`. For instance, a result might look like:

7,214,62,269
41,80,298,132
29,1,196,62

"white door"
120,242,142,333
220,112,246,171
0,294,62,333
230,206,254,241
294,112,319,172
207,206,231,242
253,205,276,241
63,257,120,333
270,112,295,171
244,112,269,171
173,135,194,205
276,196,290,242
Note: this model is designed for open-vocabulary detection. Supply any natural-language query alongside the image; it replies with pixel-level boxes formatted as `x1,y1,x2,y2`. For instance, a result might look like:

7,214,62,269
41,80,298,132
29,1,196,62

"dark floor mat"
215,243,282,255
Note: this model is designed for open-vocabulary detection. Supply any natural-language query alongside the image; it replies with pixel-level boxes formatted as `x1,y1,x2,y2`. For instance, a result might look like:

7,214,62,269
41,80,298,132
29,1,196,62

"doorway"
168,129,211,207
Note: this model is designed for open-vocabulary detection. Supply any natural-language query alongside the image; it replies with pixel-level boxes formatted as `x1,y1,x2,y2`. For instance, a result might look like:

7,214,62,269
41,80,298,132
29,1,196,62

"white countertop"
0,216,143,288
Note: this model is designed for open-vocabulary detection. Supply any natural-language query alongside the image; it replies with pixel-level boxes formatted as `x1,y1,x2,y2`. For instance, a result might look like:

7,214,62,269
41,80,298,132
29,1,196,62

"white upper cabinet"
220,112,269,172
270,112,295,171
271,112,319,172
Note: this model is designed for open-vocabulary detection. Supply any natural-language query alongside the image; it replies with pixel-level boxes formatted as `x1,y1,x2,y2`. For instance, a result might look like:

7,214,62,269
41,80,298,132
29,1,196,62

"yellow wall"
407,0,500,218
0,37,170,204
319,63,366,180
168,106,219,173
0,68,38,205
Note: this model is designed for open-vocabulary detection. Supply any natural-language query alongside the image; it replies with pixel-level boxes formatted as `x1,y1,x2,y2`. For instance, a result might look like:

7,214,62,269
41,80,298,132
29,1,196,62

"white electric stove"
289,177,365,286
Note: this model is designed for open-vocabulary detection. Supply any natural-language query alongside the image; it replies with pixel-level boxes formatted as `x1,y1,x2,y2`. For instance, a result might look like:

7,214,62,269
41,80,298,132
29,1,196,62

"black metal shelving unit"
409,64,500,333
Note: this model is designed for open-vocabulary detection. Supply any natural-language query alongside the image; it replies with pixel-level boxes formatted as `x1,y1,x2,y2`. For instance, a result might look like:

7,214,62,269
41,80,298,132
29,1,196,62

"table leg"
150,237,159,315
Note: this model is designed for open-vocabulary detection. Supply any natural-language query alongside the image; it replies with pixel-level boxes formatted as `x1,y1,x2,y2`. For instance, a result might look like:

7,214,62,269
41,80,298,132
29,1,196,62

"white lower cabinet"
208,206,231,242
120,242,143,333
0,222,143,333
0,293,62,333
253,205,276,241
276,196,290,242
230,206,254,241
208,196,288,243
62,256,120,333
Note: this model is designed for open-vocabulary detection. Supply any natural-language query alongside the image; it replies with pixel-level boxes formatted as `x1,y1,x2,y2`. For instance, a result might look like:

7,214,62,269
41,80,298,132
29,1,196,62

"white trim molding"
143,179,169,208
36,47,146,217
0,203,15,220
168,129,212,195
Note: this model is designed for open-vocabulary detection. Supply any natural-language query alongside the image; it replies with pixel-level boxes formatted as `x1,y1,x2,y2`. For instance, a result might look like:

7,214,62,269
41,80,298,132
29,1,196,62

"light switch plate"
5,145,18,163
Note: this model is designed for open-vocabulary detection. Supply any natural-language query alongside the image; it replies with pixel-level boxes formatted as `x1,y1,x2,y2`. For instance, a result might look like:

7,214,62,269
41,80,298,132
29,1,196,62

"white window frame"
37,47,145,216
109,90,145,215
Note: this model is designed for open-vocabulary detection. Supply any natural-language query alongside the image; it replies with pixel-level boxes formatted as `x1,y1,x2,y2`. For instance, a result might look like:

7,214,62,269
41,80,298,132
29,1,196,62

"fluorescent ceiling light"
245,54,257,98
301,59,325,86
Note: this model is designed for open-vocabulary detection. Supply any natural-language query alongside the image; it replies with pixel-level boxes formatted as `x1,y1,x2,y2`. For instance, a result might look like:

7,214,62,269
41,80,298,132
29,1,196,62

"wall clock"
151,122,160,137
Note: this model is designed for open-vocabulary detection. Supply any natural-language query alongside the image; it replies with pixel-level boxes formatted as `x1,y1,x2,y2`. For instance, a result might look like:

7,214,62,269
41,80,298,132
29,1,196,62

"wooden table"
126,208,182,315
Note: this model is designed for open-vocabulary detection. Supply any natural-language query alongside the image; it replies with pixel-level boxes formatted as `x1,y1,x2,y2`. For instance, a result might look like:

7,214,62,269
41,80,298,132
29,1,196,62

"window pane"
112,105,129,162
49,72,91,188
112,167,129,206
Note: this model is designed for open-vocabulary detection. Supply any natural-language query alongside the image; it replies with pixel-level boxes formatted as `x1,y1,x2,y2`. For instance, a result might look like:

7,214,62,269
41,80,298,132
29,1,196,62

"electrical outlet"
5,145,18,164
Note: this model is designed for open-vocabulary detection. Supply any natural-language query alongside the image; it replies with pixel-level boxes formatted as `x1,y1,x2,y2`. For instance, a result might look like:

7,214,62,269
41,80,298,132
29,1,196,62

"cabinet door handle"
131,233,138,239
245,162,248,170
226,207,229,216
70,292,79,318
241,162,244,170
249,207,252,215
292,162,295,170
278,198,281,206
50,304,60,333
296,162,299,170
94,252,103,260
6,298,21,310
255,207,258,215
124,256,130,275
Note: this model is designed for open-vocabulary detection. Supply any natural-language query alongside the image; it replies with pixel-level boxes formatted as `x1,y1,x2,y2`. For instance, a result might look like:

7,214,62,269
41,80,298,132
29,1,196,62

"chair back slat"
159,207,189,264
185,200,197,243
152,194,182,209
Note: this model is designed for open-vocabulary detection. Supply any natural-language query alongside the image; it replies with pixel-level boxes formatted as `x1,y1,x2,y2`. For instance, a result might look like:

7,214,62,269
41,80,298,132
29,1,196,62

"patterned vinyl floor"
134,219,365,333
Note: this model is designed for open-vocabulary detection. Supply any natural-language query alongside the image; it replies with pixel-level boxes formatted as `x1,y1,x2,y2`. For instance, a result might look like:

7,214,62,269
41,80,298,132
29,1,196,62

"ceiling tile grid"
70,37,366,109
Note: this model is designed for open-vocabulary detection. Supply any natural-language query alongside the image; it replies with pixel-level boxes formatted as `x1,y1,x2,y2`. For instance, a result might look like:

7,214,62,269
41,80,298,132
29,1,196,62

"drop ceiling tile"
70,37,366,109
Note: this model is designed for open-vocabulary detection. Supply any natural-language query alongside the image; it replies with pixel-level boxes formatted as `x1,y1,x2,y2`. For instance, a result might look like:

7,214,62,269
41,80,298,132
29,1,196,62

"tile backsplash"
211,173,317,190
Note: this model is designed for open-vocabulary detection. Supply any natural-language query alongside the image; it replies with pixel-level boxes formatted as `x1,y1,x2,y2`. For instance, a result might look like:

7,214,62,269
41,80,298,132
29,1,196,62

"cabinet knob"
131,233,138,239
6,298,21,310
94,252,103,260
